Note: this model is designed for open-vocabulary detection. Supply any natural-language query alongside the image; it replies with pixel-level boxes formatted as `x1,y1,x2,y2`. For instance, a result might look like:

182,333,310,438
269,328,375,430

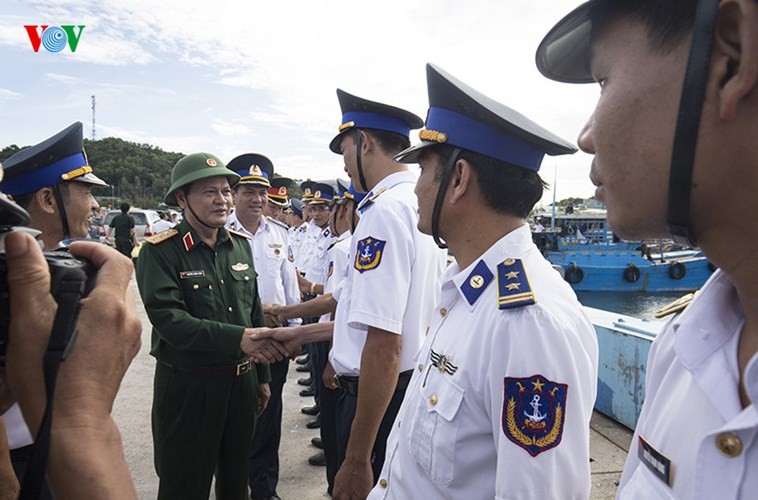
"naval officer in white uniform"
367,64,598,500
327,88,447,499
536,1,758,498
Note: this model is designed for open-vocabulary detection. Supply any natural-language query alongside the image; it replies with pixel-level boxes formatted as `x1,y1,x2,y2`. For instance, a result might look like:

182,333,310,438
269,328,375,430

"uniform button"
220,279,225,284
418,363,424,372
440,308,447,317
209,285,213,290
429,394,438,406
379,479,387,489
716,432,742,457
228,306,233,313
193,284,199,290
244,276,250,281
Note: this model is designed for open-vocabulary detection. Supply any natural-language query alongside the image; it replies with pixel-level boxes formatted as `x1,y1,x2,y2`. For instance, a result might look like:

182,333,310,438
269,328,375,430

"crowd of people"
1,0,757,498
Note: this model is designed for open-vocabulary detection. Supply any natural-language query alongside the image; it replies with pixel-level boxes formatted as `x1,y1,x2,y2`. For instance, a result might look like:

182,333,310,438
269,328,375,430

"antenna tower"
91,95,96,140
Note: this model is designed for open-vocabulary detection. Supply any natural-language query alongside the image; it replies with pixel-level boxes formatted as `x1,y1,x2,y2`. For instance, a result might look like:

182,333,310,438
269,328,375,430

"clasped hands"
240,325,301,365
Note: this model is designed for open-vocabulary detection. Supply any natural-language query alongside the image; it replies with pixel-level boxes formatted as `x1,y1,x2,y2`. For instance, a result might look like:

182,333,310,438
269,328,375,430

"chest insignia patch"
354,236,386,273
430,349,458,375
231,262,250,271
288,245,294,263
179,270,205,279
502,375,567,457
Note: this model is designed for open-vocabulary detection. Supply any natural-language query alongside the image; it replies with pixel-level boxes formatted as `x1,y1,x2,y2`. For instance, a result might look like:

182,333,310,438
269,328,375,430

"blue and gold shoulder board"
497,258,535,309
228,228,252,240
357,187,387,213
266,216,289,230
144,228,178,245
654,292,696,319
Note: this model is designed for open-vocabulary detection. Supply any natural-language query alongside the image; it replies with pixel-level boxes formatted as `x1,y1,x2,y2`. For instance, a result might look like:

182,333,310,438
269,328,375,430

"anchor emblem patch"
502,374,567,457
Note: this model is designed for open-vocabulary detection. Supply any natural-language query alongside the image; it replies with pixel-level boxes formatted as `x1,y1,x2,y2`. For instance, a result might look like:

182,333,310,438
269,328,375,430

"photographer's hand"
5,232,141,499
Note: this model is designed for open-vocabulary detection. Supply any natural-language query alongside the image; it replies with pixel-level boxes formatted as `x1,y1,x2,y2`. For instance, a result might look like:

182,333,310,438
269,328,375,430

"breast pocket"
408,371,465,485
229,268,257,310
180,275,215,319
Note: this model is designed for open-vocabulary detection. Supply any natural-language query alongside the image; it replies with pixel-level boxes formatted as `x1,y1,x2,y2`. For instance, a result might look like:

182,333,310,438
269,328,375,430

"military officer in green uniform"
136,152,288,500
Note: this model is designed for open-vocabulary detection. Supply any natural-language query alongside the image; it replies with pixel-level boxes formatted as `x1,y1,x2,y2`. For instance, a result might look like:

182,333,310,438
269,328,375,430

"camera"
0,192,97,366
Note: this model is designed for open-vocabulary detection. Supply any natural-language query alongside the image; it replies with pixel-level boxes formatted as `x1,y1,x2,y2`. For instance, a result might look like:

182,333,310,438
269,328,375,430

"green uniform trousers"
153,362,259,500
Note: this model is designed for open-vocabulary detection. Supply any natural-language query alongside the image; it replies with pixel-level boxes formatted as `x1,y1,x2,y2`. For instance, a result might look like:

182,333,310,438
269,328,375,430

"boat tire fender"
669,261,687,280
623,264,641,283
565,264,583,284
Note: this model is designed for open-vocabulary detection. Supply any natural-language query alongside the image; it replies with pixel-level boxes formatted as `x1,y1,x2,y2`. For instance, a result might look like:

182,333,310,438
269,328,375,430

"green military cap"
164,152,240,206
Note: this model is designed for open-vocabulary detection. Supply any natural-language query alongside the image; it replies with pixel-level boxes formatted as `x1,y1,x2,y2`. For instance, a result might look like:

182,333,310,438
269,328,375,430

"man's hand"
262,303,283,327
297,273,312,295
248,326,302,360
241,329,289,364
323,360,337,390
333,458,374,500
257,383,271,417
6,232,142,432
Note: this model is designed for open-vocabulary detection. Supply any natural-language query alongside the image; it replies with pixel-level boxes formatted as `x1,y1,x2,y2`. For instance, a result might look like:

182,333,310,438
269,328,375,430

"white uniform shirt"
289,222,308,269
3,404,33,449
617,270,758,500
226,213,301,325
330,170,446,376
304,225,333,285
368,224,598,500
319,231,352,323
153,219,174,233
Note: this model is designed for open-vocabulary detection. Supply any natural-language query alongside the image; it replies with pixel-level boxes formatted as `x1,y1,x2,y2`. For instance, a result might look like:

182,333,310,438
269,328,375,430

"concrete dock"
113,279,633,499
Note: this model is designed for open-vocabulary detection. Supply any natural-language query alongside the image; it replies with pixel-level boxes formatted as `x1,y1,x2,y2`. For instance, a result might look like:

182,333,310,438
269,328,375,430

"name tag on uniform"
179,270,205,279
638,436,672,486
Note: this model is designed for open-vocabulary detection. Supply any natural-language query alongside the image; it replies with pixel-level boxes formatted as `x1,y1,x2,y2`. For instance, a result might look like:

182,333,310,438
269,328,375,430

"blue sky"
1,0,597,205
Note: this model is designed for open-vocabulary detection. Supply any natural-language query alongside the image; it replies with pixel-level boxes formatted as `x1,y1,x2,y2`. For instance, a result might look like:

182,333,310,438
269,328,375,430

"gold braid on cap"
60,165,93,181
419,129,448,143
338,121,356,132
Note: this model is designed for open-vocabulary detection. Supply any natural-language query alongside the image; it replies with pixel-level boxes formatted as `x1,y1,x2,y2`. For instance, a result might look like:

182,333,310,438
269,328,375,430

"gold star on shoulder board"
505,271,520,280
531,379,545,392
506,283,521,291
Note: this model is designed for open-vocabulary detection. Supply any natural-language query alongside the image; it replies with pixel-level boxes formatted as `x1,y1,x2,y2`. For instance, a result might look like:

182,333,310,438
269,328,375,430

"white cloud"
210,119,252,137
0,88,23,100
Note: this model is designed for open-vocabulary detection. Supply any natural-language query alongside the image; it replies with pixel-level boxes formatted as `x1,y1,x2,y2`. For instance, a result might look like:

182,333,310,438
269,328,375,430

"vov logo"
24,25,85,53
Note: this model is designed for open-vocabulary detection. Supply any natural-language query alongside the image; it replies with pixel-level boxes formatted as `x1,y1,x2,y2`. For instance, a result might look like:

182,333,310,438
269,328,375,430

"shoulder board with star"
497,258,536,310
144,228,178,245
266,216,289,230
654,292,696,319
227,228,252,240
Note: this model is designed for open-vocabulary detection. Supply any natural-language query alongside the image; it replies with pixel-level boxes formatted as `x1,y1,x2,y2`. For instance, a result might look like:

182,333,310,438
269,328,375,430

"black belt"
335,369,413,396
158,359,252,377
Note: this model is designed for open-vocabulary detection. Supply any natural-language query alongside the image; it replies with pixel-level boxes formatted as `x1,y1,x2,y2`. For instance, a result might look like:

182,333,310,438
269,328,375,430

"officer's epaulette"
497,258,536,310
654,292,696,319
227,228,251,240
144,228,178,245
266,216,289,230
327,235,347,251
357,187,388,213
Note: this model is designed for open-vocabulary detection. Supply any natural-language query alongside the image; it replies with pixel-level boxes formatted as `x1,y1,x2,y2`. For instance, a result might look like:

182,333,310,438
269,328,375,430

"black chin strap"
185,200,220,230
667,0,719,246
431,148,461,249
52,185,70,243
355,130,369,192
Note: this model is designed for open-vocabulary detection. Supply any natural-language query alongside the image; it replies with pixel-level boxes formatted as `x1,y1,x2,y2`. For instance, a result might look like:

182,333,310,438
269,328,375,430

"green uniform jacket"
136,218,270,383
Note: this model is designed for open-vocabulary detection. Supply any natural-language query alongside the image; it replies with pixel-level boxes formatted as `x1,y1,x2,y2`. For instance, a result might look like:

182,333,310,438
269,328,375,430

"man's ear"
33,187,56,214
359,130,373,154
447,158,474,205
714,0,758,120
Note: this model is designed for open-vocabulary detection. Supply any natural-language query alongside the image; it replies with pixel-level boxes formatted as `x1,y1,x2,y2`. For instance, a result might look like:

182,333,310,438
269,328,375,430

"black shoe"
308,451,326,466
301,405,320,416
296,355,309,365
311,436,323,449
297,377,313,386
296,364,311,373
299,387,315,397
306,417,321,429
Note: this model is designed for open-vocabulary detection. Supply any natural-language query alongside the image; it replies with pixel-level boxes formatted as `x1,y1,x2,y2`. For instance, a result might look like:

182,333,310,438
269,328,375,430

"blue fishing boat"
532,210,715,292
